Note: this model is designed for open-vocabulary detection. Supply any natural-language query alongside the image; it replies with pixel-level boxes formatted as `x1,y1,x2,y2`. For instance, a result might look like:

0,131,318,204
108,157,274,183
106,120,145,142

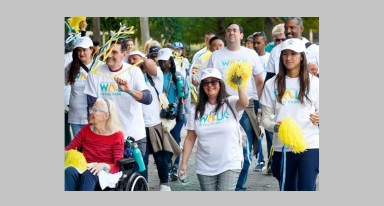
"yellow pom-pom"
67,17,86,33
225,61,252,90
65,149,87,173
277,118,308,153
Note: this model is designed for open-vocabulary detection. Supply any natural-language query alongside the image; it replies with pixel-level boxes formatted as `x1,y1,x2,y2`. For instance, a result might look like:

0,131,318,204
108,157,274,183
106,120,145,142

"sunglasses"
274,38,286,42
202,79,220,87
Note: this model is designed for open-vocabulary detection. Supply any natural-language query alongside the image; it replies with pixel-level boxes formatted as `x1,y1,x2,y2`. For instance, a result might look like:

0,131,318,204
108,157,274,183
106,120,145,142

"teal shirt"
265,42,275,53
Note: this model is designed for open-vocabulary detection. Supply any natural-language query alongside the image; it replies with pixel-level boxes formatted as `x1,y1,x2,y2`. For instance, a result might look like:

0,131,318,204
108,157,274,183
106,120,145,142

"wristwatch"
274,124,279,133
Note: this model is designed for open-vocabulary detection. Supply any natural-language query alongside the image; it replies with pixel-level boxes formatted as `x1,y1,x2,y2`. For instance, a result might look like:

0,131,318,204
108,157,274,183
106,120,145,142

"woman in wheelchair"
65,98,124,191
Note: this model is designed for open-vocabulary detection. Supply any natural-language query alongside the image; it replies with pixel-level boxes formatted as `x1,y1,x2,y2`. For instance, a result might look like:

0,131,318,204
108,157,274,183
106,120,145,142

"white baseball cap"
128,50,146,58
74,36,93,49
281,38,306,53
157,48,172,61
200,68,222,82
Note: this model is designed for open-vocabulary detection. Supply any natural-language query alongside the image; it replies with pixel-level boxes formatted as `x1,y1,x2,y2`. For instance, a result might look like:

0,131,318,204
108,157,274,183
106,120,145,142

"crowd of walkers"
64,17,319,191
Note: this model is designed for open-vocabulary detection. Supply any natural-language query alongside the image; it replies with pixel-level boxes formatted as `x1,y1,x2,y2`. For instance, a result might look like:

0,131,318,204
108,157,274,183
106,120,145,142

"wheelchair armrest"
117,157,136,166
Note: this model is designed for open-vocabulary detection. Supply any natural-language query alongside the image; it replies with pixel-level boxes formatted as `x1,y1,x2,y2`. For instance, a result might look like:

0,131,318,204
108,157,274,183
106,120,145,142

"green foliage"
65,17,319,50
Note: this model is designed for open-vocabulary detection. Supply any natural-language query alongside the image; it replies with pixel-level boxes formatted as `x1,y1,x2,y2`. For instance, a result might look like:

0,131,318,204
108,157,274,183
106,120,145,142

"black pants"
65,111,71,146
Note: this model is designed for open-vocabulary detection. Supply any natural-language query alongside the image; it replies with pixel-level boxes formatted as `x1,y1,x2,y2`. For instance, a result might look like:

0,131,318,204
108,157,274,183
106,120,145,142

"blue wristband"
128,89,135,95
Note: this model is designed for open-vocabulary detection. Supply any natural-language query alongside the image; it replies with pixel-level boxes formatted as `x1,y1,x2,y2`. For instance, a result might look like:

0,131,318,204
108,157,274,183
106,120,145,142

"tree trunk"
140,17,150,48
92,17,101,43
263,17,283,42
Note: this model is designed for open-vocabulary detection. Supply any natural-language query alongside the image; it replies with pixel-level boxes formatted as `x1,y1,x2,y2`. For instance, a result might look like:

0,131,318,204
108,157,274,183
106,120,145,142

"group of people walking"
64,17,319,191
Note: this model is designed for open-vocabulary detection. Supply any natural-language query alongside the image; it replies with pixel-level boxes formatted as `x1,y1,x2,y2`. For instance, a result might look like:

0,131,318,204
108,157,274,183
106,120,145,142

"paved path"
146,126,319,191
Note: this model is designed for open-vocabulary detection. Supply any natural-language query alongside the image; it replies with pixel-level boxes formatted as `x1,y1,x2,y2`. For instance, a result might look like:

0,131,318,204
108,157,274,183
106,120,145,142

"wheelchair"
97,137,149,191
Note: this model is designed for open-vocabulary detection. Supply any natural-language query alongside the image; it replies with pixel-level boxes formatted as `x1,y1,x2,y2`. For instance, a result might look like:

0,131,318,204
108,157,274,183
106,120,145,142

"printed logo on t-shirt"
274,89,299,104
99,82,124,96
220,58,249,69
197,111,229,127
76,72,87,81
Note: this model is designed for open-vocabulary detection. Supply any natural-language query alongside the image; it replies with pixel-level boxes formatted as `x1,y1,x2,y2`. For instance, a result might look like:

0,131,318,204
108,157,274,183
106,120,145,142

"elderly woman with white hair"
65,98,124,191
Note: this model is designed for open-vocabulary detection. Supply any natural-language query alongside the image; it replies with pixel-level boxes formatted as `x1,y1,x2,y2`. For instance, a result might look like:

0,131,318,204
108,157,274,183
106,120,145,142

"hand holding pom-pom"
226,61,252,90
230,74,243,87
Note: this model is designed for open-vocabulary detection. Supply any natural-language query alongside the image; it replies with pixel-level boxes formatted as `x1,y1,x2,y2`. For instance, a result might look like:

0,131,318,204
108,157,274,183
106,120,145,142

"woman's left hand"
309,111,320,126
88,162,104,175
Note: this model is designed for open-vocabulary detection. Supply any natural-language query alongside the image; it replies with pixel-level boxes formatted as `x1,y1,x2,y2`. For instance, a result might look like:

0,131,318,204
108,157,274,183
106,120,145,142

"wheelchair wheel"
125,173,149,191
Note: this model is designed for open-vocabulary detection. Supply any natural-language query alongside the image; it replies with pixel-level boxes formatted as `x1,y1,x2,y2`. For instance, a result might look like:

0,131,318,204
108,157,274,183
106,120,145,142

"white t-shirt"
84,62,148,140
65,63,92,124
186,96,243,175
259,75,320,152
195,50,212,81
266,37,320,74
207,47,264,98
252,53,270,100
143,66,163,127
174,57,189,78
192,47,208,63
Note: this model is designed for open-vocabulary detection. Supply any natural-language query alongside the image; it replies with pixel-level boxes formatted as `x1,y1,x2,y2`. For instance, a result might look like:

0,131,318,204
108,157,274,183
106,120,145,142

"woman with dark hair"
179,68,249,191
260,38,320,191
65,36,94,137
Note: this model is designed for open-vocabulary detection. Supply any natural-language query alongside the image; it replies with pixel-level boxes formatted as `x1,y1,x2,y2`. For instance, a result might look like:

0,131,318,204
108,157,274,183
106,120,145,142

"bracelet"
237,82,242,87
103,163,109,172
128,88,135,95
274,124,278,133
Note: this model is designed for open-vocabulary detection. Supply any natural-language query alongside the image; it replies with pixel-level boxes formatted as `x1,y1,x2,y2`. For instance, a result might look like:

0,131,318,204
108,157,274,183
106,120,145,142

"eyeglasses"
202,79,220,87
274,38,286,42
88,107,107,114
226,28,239,33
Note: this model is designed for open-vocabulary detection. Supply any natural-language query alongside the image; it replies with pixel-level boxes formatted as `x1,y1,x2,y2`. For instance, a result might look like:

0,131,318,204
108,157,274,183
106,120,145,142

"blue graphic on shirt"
99,82,124,96
274,89,299,104
220,58,249,69
197,111,229,127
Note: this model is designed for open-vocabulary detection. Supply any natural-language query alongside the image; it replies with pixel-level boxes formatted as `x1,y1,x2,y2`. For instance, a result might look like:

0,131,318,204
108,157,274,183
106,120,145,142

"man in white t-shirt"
84,39,152,173
207,22,264,191
251,31,273,173
265,17,319,83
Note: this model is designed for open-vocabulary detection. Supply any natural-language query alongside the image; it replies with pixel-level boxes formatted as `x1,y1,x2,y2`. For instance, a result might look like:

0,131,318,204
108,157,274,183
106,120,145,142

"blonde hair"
98,98,124,136
143,38,161,54
272,23,285,36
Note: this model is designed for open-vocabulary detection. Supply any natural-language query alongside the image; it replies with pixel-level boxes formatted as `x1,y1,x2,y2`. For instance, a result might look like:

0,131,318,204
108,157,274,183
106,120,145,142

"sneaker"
265,163,272,175
159,184,172,191
169,166,178,181
253,162,266,172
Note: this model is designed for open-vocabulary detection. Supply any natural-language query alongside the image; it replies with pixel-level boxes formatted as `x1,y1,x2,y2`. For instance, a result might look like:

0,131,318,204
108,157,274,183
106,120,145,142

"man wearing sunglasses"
265,17,320,82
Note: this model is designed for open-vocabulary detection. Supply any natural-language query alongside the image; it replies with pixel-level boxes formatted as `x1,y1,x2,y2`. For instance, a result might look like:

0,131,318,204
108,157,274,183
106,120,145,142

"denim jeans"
169,116,184,167
235,111,256,191
70,124,86,138
144,127,172,184
271,149,319,191
252,100,264,163
65,166,99,191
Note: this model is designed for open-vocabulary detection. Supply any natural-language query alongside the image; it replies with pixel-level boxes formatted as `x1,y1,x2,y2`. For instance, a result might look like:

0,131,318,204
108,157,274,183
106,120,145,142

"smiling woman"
65,98,125,191
179,68,249,191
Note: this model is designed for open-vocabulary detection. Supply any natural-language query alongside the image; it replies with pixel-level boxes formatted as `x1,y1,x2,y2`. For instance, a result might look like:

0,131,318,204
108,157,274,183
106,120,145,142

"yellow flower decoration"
277,118,308,153
225,61,252,90
67,17,86,34
65,149,87,173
